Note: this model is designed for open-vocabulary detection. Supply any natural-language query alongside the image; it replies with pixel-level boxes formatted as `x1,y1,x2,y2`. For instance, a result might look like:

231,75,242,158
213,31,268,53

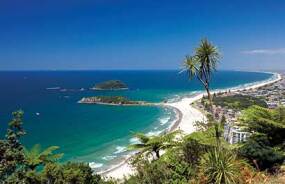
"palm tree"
24,144,63,170
183,39,222,146
183,39,220,111
128,131,179,159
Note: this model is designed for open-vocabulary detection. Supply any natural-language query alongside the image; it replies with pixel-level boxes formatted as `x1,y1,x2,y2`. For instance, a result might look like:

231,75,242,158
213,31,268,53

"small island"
78,96,151,106
91,80,128,90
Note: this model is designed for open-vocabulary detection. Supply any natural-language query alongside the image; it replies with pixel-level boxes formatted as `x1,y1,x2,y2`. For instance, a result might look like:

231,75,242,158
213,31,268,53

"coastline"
165,72,282,134
100,72,282,179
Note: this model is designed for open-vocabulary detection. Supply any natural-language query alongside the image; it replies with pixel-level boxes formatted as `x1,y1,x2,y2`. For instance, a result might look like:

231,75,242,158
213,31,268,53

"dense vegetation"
210,94,268,110
1,108,284,183
80,96,141,105
92,80,128,90
122,106,285,184
238,106,285,171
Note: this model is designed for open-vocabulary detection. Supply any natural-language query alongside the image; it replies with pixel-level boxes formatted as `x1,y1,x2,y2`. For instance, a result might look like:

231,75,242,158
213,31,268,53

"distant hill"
91,80,128,90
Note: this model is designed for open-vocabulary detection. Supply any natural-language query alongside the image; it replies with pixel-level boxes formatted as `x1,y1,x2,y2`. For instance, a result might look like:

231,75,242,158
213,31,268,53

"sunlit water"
0,70,273,170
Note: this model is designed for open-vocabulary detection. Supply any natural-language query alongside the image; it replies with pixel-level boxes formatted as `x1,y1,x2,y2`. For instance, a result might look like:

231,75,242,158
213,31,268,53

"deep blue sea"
0,70,273,170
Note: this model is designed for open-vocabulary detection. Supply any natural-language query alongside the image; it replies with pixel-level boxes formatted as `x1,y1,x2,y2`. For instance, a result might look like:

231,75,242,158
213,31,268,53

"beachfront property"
224,124,249,144
237,74,285,108
197,73,284,144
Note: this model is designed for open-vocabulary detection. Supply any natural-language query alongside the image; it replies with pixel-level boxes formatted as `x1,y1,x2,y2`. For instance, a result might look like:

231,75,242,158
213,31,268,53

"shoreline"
99,72,282,179
165,72,282,133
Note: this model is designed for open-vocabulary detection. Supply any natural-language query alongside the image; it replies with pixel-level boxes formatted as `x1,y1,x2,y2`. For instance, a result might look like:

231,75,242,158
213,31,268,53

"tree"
0,111,26,181
41,162,112,184
182,39,220,111
182,39,222,148
239,105,285,146
239,135,284,172
181,136,207,166
24,144,63,170
128,131,179,159
125,155,194,184
238,105,285,171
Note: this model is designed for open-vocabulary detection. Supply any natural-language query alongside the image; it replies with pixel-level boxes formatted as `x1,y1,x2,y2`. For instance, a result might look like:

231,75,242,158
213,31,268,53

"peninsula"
78,96,153,106
91,80,128,90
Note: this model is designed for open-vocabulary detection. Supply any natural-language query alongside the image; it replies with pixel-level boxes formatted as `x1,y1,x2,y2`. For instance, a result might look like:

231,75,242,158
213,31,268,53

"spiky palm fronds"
200,148,245,184
195,38,220,80
182,39,220,85
182,39,221,113
183,55,199,80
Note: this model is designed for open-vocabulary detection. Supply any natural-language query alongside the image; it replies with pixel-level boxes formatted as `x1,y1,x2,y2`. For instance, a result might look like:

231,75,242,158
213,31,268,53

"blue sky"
0,0,284,70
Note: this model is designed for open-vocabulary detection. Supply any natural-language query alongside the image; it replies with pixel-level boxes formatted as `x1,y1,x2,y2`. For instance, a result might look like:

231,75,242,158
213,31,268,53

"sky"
0,0,285,71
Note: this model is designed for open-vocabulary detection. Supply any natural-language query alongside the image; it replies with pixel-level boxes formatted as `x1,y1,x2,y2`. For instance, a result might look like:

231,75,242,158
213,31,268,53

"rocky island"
78,96,151,106
91,80,128,90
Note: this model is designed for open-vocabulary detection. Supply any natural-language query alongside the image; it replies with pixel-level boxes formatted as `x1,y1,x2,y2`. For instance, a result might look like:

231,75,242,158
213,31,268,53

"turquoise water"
0,70,273,170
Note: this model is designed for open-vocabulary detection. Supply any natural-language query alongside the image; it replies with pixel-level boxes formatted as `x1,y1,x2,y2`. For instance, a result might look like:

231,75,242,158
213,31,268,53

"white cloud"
242,48,285,55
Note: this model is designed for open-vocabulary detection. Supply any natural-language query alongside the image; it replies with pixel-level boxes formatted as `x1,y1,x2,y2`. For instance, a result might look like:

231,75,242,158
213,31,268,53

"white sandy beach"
101,72,282,179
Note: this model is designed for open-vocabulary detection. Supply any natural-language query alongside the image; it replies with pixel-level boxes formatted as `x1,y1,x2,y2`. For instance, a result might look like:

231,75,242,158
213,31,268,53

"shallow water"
0,70,273,169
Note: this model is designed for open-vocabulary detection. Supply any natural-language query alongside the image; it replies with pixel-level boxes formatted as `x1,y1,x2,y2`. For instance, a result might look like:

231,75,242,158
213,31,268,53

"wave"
89,162,103,169
159,116,170,125
96,154,133,175
166,95,181,103
46,87,60,90
146,130,163,136
113,146,127,154
166,91,200,103
129,137,139,144
102,155,117,161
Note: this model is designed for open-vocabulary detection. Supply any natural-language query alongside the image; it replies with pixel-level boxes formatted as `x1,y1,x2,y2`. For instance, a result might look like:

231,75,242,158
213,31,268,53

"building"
224,125,249,144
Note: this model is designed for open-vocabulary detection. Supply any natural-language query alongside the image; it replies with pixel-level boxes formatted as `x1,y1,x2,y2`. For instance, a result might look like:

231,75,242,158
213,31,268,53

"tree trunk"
205,87,213,113
205,85,221,147
253,159,260,171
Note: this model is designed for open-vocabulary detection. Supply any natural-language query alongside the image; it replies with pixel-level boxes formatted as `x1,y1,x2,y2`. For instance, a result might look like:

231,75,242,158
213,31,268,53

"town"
195,73,285,144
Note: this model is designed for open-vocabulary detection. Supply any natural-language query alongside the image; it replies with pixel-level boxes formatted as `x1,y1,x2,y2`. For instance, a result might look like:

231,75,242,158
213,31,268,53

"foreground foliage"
238,105,285,171
123,105,285,184
24,144,63,170
0,111,26,182
128,131,180,159
200,148,246,184
0,108,284,183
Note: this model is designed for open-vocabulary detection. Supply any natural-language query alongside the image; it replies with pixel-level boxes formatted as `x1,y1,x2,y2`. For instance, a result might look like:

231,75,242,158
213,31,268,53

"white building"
224,125,250,144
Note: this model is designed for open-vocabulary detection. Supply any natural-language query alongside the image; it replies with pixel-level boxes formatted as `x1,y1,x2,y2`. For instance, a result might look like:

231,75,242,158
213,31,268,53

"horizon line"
0,69,279,74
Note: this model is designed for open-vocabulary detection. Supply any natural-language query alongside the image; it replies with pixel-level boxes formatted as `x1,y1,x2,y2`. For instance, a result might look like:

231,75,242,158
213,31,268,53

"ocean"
0,70,273,170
